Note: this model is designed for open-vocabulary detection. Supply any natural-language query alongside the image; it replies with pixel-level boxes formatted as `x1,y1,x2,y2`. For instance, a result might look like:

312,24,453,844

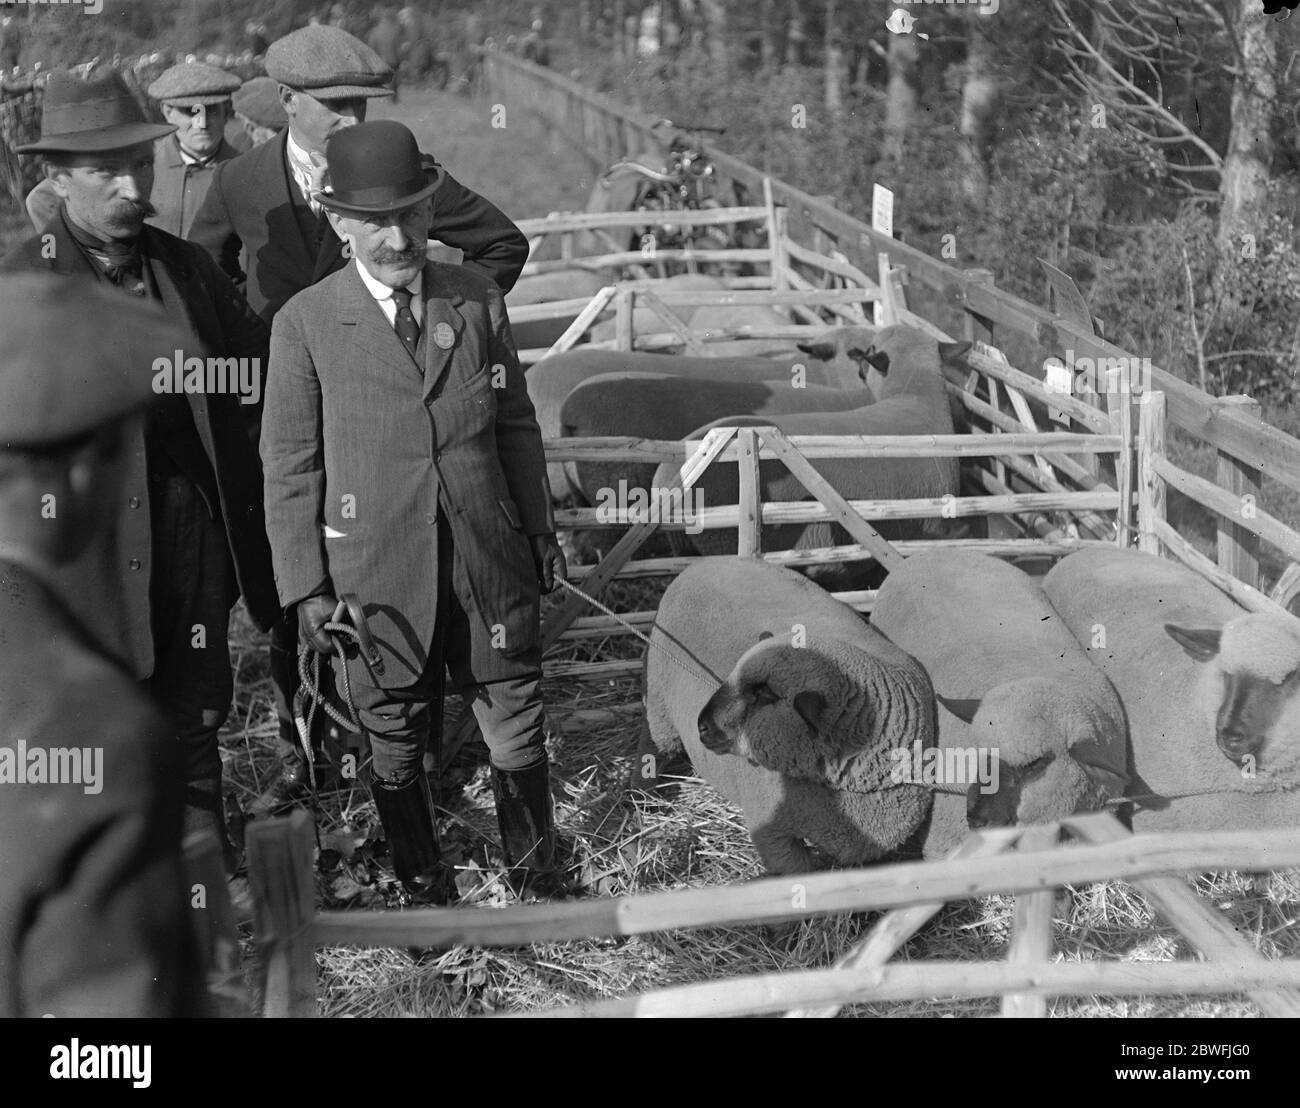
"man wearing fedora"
0,274,205,1016
0,66,281,865
26,60,246,239
263,120,567,903
189,23,530,814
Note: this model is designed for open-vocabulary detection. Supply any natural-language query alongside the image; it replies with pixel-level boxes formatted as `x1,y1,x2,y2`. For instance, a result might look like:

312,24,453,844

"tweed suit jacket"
263,260,555,690
188,130,529,323
0,212,280,675
0,560,203,1017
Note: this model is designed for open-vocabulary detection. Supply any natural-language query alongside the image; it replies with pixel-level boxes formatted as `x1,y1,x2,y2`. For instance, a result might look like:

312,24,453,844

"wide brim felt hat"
16,67,175,153
317,120,442,214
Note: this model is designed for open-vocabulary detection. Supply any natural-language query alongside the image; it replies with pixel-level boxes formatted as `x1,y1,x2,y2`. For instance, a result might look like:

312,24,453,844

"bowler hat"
0,274,193,449
318,121,441,215
15,66,176,154
266,25,393,101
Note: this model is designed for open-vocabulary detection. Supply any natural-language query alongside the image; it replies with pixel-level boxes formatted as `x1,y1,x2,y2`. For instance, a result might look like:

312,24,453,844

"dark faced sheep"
1042,546,1300,832
870,550,1130,856
649,325,971,590
641,558,937,875
530,345,864,503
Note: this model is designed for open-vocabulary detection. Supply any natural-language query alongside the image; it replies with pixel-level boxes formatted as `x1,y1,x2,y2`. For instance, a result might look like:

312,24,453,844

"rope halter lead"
294,594,383,794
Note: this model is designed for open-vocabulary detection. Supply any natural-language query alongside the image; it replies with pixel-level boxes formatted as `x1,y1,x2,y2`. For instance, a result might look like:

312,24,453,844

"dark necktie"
97,239,145,294
391,286,420,355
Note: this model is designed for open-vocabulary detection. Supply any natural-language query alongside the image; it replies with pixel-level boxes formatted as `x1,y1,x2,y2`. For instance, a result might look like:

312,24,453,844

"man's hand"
297,595,340,654
529,534,567,594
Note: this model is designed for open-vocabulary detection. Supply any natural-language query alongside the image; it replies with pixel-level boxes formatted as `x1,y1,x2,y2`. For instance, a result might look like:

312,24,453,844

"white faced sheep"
1041,546,1300,832
870,550,1130,857
640,558,937,875
648,325,972,591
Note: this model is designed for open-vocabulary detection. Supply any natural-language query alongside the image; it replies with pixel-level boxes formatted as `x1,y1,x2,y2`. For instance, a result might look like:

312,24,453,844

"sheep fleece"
645,559,935,874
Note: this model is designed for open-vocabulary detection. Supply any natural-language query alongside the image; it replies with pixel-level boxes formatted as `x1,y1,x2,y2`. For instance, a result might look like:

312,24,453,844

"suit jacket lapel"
139,230,217,455
336,262,424,382
47,211,99,278
420,263,466,401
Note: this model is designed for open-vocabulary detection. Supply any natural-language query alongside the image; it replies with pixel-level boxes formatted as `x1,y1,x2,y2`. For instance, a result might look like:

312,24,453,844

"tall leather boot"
371,773,456,905
184,778,241,876
490,759,568,900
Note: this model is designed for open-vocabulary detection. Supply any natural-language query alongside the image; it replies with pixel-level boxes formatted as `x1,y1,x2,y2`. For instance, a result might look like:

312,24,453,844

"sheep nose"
697,715,727,752
1217,727,1264,763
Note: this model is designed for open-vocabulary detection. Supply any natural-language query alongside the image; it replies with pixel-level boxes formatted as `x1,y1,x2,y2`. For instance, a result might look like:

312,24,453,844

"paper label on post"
872,184,894,239
1043,358,1073,424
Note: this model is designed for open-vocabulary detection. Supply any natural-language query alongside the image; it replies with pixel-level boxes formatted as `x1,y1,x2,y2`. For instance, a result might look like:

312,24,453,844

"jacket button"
128,558,142,571
127,496,141,509
425,512,436,525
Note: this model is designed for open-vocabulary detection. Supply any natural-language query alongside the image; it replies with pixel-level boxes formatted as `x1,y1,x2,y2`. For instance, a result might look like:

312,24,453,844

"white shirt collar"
354,257,423,306
285,129,315,173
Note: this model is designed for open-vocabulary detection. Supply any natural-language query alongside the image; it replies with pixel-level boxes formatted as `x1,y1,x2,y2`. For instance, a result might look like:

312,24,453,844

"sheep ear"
1165,624,1222,662
937,694,982,724
1068,742,1130,792
792,689,825,732
795,340,836,361
938,341,972,364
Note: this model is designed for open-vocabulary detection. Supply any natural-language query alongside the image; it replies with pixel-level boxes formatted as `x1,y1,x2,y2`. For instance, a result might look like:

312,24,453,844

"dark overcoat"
263,260,554,689
187,130,529,323
0,213,280,674
0,560,203,1017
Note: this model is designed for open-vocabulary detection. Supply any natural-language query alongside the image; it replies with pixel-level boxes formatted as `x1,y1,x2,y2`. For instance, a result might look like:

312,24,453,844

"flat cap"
147,60,240,107
231,76,287,128
265,25,393,101
0,274,193,449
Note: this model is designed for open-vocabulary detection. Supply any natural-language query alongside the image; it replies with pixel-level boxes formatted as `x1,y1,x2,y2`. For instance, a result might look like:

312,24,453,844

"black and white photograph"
0,0,1297,1054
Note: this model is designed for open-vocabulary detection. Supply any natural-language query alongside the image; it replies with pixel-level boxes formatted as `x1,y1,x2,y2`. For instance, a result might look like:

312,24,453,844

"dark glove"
297,595,340,654
529,533,568,594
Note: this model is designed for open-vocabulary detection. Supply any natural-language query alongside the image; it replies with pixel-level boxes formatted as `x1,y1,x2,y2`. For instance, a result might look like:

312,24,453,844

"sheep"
1041,546,1300,832
586,273,726,347
530,345,864,503
650,324,971,590
560,370,877,511
505,268,613,352
640,557,937,875
869,550,1130,857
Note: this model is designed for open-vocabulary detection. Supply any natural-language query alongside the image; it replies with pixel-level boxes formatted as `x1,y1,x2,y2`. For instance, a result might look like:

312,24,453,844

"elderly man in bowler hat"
0,67,280,865
0,274,206,1017
189,23,530,814
26,60,245,238
263,121,567,902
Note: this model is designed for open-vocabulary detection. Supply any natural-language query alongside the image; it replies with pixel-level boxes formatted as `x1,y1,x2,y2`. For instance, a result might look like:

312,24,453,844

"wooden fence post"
1215,395,1262,590
1001,824,1060,1018
736,428,763,556
961,268,997,347
247,809,317,1018
182,831,249,1018
1106,366,1135,547
1137,391,1167,555
614,285,635,351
